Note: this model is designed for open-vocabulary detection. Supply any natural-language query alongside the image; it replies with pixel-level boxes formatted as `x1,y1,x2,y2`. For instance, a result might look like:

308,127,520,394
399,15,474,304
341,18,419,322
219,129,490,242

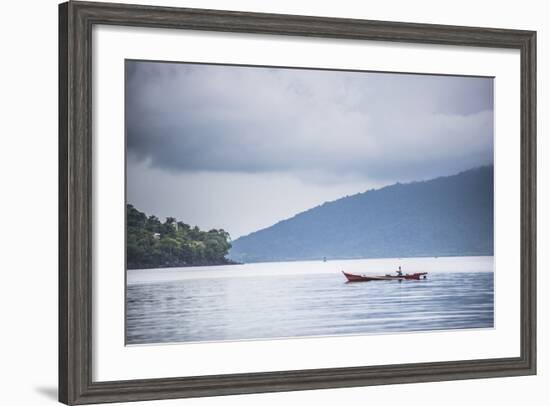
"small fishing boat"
342,271,428,282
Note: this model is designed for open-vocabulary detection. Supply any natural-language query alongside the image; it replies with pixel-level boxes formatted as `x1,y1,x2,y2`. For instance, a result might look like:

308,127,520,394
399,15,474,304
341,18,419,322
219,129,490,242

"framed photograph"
59,1,536,404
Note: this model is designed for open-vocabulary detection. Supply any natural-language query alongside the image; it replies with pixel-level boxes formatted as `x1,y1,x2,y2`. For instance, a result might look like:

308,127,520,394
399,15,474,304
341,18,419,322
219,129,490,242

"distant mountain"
229,166,493,263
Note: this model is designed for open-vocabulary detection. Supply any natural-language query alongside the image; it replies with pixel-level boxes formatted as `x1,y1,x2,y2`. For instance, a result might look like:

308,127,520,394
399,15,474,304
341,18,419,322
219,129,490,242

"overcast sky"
126,60,493,239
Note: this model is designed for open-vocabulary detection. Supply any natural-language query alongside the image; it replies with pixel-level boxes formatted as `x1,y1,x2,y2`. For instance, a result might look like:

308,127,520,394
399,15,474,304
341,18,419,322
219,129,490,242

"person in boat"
396,266,403,276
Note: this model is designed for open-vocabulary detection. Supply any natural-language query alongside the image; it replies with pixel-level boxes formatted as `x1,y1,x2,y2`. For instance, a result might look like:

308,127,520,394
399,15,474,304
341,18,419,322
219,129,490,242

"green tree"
126,204,234,269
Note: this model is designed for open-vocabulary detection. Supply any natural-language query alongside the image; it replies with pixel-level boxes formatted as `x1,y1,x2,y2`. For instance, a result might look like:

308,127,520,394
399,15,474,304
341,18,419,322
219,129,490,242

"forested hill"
126,205,233,269
229,166,494,263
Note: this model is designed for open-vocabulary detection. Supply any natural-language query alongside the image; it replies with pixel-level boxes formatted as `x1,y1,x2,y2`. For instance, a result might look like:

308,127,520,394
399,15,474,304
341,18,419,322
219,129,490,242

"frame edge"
520,29,537,376
60,1,537,404
59,2,70,404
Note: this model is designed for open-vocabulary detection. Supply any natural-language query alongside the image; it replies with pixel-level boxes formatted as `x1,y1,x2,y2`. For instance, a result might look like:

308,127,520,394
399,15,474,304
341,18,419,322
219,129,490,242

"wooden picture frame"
59,1,536,404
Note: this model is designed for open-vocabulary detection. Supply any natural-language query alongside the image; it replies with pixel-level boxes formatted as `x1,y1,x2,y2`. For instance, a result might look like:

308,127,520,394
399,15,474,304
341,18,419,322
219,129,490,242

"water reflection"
127,258,494,344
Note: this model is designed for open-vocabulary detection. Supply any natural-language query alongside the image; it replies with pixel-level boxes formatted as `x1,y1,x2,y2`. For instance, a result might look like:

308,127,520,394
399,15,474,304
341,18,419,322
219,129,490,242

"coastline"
127,252,494,271
127,259,240,271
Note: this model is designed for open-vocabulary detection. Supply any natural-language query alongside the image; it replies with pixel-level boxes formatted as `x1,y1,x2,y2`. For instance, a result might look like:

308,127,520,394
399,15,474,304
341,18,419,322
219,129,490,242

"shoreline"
128,253,494,271
127,260,241,271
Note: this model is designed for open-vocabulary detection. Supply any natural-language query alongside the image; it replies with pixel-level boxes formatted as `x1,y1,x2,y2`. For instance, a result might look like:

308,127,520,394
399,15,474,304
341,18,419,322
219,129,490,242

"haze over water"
126,256,494,345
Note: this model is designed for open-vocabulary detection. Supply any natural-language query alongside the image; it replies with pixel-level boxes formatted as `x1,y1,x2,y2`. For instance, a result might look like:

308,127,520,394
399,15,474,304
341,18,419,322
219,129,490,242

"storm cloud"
126,60,493,237
126,61,493,184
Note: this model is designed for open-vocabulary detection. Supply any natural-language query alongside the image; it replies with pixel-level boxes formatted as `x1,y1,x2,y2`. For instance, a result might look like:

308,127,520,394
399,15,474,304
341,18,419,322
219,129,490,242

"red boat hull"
342,271,427,282
401,272,428,280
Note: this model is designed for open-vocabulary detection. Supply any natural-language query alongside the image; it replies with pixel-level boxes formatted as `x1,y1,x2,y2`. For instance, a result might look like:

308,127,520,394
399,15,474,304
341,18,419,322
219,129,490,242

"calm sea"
126,256,494,345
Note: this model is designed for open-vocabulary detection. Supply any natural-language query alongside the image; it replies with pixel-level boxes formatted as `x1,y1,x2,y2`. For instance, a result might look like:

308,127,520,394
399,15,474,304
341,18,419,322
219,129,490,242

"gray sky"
126,60,493,239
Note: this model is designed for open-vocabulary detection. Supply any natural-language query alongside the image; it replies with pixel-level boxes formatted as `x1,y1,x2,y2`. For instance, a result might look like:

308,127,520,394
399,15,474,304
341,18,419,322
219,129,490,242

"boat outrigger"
342,270,428,282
